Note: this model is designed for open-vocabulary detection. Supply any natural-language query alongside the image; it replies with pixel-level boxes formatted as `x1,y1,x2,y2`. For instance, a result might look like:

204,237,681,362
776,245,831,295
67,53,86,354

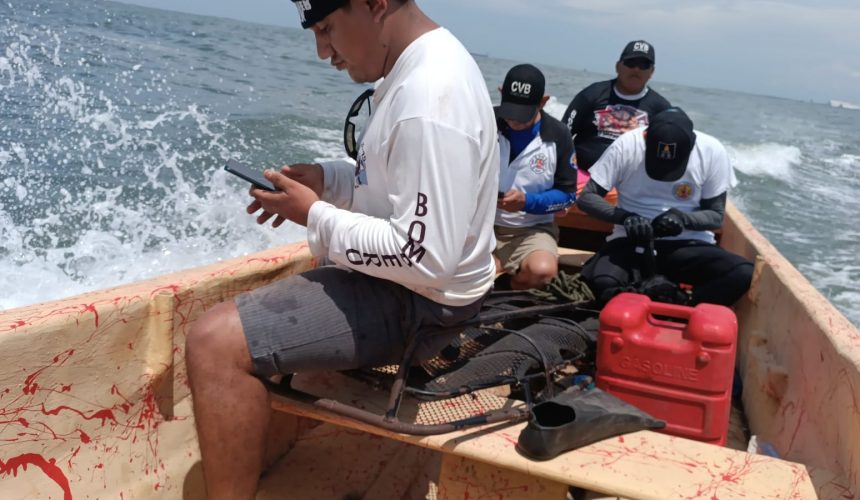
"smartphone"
224,159,277,192
498,191,505,199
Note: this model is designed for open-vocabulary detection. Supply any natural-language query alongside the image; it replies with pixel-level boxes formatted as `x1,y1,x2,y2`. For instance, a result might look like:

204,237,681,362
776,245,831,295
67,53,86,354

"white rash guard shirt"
307,28,500,307
589,127,736,244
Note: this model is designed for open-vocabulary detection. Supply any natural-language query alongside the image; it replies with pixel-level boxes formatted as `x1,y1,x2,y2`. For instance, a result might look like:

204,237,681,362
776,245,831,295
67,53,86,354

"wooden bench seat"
269,370,823,499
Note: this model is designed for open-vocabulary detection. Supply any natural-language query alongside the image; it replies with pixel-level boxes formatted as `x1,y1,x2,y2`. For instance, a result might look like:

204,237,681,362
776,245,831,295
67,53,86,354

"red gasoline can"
595,293,738,445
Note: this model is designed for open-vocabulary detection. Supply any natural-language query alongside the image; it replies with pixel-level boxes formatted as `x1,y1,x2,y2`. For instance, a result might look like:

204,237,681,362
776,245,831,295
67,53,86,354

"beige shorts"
494,223,559,275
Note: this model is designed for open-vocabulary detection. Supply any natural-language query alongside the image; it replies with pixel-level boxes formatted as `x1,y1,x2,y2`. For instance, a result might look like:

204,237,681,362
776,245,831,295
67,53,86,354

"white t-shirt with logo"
307,28,499,307
589,127,736,244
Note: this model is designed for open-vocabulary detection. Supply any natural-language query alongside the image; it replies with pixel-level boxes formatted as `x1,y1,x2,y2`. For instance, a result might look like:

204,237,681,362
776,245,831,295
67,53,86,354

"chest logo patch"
530,153,548,174
593,104,649,140
673,182,694,200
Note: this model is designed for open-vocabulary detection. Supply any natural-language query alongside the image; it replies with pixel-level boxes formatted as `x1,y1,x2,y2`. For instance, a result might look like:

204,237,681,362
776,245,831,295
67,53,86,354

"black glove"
652,208,685,237
635,275,692,305
623,214,653,244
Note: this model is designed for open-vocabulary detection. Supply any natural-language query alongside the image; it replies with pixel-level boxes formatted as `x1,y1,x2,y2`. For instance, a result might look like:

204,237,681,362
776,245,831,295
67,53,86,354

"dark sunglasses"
623,58,653,70
343,88,374,161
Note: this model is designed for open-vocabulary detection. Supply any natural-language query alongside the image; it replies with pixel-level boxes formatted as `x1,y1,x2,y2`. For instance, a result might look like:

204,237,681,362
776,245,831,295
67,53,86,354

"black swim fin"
516,387,665,461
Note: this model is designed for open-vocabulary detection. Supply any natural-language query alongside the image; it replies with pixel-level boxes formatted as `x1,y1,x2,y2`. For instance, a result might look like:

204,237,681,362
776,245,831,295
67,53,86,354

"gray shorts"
235,266,486,378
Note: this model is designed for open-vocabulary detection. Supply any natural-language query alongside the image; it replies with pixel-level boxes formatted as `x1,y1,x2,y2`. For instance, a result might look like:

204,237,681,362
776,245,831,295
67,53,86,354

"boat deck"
259,245,833,499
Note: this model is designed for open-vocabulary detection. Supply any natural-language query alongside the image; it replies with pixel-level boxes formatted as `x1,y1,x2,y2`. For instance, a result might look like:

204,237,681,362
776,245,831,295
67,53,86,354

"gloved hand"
623,214,653,244
652,208,686,237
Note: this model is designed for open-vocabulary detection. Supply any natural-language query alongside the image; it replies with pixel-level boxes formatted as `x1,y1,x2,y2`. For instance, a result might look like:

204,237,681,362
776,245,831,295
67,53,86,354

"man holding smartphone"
184,1,500,498
494,63,578,290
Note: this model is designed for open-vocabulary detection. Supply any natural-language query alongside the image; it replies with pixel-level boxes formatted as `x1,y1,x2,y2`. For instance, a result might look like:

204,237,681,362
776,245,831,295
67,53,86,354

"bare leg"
511,250,557,290
492,253,503,276
186,301,269,500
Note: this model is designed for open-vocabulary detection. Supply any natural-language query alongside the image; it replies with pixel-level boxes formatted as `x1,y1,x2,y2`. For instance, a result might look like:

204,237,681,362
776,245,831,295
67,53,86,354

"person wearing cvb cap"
561,40,672,177
574,107,753,307
184,0,501,497
493,63,578,290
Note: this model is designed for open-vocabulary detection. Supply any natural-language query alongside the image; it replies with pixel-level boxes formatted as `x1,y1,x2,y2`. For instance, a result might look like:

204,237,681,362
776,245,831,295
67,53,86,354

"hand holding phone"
232,162,320,228
224,159,277,192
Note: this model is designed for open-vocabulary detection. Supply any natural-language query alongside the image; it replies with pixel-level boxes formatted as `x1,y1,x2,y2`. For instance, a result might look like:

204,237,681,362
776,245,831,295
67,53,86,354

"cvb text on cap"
633,41,650,53
510,81,533,98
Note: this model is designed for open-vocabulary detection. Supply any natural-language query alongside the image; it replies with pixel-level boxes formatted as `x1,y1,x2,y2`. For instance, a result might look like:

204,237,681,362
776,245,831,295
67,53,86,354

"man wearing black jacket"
562,40,671,173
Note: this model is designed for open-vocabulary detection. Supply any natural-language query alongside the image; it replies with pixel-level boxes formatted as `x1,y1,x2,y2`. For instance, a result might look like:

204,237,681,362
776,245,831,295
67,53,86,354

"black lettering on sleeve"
346,249,363,265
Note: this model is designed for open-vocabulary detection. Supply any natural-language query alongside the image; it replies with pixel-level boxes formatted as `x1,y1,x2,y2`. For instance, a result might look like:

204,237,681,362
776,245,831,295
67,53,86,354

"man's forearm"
575,180,631,223
677,192,727,230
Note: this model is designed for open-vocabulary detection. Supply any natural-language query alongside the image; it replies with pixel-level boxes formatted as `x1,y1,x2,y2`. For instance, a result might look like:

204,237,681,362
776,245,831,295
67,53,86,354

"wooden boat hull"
0,203,856,498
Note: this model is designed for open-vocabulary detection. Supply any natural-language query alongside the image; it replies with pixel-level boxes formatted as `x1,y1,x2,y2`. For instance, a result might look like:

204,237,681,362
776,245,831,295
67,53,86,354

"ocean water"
2,0,858,328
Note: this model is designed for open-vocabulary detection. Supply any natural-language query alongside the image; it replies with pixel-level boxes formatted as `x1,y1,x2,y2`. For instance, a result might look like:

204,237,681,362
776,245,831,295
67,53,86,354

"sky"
113,0,860,105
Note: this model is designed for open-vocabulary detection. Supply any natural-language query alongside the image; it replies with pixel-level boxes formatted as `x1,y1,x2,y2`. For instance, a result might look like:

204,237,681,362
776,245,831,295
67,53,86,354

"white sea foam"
799,257,860,328
727,143,801,179
0,15,310,311
830,100,860,111
823,154,860,173
543,96,567,122
294,124,344,161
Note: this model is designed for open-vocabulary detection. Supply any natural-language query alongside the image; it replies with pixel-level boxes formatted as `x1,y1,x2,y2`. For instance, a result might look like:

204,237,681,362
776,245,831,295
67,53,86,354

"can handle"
647,301,693,320
646,301,692,332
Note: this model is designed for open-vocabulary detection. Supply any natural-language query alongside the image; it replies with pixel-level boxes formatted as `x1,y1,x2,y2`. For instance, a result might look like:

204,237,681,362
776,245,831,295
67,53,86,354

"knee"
514,253,557,289
693,261,755,306
186,301,251,375
584,274,629,305
587,273,627,294
529,258,558,282
736,262,754,286
726,262,755,300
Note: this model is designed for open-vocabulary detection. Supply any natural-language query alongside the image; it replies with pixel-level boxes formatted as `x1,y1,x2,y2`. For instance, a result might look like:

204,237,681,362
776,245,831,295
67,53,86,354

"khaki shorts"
494,223,559,275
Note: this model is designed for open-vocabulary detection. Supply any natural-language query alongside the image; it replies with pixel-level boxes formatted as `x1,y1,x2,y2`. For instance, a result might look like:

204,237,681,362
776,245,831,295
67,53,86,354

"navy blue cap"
645,108,696,181
495,64,545,123
620,40,656,64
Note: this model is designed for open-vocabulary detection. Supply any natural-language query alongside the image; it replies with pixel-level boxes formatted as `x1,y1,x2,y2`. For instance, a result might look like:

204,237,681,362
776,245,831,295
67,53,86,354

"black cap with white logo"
495,64,545,123
620,40,656,64
292,0,349,29
645,108,696,182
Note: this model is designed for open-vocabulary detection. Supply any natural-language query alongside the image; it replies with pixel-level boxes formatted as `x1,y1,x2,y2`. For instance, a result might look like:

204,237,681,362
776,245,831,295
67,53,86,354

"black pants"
581,238,754,307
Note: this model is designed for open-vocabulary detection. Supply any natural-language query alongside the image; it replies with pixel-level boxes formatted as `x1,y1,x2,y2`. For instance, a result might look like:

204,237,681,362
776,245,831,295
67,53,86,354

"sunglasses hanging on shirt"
343,88,374,161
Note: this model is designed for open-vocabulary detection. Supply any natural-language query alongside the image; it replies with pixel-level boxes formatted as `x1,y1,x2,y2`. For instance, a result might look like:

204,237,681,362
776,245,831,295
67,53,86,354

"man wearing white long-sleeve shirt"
184,1,499,498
